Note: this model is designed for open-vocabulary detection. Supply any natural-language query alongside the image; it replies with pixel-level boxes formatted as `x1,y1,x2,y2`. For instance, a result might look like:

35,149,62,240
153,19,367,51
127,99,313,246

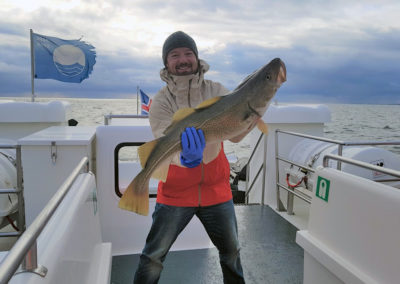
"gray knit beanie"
162,31,198,66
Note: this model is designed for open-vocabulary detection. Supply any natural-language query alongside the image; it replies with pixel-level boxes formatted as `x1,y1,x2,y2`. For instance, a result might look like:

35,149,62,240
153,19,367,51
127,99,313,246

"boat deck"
111,204,304,284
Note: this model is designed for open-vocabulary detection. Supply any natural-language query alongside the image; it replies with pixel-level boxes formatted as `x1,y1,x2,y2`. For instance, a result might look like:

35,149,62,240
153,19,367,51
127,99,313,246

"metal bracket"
50,141,57,164
15,241,48,278
15,265,48,278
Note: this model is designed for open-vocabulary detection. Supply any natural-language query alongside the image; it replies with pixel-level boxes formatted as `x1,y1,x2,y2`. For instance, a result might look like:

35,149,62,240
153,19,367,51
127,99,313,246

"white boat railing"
0,157,89,283
274,129,400,213
0,144,25,236
323,154,400,179
104,114,148,125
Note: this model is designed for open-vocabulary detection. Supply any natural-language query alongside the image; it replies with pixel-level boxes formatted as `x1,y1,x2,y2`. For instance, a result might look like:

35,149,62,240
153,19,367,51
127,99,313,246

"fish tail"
118,171,149,216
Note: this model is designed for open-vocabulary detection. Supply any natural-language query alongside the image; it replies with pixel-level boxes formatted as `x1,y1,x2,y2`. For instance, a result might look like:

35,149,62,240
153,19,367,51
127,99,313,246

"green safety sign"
316,176,330,202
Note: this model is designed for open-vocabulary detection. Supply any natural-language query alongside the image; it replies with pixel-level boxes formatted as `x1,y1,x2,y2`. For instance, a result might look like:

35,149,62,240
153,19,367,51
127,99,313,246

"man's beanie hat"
162,31,198,65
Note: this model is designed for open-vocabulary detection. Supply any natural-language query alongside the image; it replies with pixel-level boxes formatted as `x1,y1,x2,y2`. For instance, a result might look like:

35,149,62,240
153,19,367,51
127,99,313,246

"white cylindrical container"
0,140,18,224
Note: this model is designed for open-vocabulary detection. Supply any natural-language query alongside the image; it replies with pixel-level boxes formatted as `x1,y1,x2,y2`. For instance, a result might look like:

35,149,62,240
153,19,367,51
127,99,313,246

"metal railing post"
337,144,343,170
261,134,267,205
245,161,250,204
275,130,286,211
286,186,295,215
245,133,264,204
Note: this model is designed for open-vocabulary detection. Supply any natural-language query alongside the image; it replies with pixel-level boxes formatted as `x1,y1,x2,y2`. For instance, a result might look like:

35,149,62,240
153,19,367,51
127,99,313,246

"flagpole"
137,86,139,115
30,29,35,102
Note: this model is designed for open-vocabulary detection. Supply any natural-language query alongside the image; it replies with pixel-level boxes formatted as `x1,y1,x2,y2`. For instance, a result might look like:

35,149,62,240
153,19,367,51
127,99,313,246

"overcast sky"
1,0,399,104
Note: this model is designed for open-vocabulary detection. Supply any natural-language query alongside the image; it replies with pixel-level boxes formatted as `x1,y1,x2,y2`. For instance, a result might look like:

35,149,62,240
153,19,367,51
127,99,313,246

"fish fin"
163,108,196,134
138,139,159,168
230,119,266,143
257,120,268,134
172,108,196,121
233,69,258,91
162,97,221,135
195,96,221,109
118,175,149,216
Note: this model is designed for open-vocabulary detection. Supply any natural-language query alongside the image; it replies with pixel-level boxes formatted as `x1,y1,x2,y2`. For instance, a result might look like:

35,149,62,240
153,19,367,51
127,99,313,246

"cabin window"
114,142,143,197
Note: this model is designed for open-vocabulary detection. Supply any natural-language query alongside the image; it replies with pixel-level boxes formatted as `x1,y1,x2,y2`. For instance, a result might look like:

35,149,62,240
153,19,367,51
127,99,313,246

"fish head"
237,58,286,114
252,57,286,99
264,57,286,86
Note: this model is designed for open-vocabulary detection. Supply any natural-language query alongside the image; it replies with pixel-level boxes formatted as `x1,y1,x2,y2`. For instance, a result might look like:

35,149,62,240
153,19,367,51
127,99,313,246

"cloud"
0,0,399,104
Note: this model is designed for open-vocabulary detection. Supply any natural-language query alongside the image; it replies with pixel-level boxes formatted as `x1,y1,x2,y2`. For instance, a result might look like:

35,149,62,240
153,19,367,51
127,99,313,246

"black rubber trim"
114,142,157,198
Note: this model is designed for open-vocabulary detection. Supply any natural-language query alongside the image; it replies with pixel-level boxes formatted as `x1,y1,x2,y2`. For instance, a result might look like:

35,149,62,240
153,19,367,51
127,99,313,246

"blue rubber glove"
180,127,206,168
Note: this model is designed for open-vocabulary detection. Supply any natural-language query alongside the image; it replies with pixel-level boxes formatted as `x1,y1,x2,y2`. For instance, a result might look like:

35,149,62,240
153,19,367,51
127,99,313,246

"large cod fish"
119,58,287,215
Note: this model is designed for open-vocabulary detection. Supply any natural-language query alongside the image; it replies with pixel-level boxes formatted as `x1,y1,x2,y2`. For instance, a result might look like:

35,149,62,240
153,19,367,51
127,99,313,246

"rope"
286,173,304,188
6,216,19,231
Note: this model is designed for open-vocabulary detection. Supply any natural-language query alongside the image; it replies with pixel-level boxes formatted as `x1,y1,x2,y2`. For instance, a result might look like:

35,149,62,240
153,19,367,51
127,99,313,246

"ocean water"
324,104,400,155
2,97,400,157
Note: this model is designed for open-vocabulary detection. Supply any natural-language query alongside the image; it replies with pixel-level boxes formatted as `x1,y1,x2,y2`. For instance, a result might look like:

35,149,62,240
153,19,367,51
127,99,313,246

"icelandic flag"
140,89,152,115
32,32,96,83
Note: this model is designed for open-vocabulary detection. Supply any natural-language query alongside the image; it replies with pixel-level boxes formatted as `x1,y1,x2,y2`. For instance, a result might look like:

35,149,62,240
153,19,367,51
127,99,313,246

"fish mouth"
277,60,286,84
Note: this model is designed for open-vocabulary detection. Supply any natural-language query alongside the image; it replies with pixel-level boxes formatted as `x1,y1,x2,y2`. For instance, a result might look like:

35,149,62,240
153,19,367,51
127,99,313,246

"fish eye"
266,74,271,80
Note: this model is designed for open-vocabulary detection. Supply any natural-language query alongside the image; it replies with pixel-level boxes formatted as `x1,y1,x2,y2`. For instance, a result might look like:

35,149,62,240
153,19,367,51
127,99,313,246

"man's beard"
175,63,197,75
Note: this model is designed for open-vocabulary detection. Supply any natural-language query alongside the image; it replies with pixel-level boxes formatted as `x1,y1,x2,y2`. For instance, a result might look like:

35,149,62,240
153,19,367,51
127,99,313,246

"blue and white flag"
32,32,96,83
140,89,152,115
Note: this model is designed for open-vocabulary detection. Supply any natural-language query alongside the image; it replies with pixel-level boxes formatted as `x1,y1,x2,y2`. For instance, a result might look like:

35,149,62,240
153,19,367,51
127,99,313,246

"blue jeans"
133,200,245,284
